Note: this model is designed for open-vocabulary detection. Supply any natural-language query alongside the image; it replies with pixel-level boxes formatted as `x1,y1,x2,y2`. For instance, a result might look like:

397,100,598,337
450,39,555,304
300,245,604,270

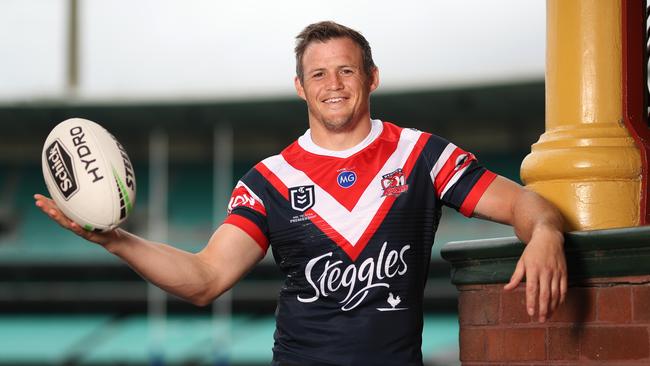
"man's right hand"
33,193,120,247
33,192,266,306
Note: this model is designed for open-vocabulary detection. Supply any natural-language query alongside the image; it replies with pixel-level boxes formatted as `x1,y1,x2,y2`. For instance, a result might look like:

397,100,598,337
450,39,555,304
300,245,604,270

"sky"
0,0,546,103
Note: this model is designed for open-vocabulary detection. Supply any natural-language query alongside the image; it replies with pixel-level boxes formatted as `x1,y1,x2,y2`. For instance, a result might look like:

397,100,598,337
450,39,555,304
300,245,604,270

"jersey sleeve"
424,134,497,217
223,173,270,253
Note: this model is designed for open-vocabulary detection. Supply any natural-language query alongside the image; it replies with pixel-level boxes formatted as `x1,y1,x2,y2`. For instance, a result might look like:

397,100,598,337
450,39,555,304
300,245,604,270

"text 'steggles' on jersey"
224,120,496,366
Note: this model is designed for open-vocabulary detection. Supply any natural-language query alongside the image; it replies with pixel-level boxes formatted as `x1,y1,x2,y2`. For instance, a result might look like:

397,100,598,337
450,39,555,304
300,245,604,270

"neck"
308,114,372,151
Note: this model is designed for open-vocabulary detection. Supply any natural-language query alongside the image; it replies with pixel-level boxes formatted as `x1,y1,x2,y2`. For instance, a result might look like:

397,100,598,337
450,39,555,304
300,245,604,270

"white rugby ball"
41,118,136,232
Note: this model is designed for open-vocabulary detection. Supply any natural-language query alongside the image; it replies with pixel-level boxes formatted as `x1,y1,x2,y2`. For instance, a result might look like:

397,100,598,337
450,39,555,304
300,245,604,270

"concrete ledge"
441,226,650,285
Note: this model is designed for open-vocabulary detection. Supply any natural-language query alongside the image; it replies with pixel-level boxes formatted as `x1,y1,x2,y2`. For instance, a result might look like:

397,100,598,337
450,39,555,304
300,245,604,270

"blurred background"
0,0,546,365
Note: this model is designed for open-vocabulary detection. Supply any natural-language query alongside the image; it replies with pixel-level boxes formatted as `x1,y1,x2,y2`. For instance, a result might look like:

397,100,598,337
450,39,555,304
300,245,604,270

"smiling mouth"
323,97,347,104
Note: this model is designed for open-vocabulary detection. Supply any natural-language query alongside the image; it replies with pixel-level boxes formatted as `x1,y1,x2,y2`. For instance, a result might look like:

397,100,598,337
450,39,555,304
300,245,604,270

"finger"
69,220,85,234
33,194,74,229
46,204,75,229
34,193,47,201
34,193,55,205
34,194,52,209
526,270,539,317
69,221,94,240
34,195,61,217
504,259,525,291
560,269,568,305
537,272,551,322
549,272,560,314
34,194,105,243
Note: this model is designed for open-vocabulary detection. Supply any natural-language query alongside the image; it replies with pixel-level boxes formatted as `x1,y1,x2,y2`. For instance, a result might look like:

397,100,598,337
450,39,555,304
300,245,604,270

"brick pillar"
442,227,650,364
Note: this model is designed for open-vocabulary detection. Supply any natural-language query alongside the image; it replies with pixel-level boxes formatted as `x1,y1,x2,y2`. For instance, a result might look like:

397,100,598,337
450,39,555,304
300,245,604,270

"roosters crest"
381,168,408,197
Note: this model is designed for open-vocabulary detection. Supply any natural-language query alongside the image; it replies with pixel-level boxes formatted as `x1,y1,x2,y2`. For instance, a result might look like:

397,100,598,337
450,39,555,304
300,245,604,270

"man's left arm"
473,175,568,323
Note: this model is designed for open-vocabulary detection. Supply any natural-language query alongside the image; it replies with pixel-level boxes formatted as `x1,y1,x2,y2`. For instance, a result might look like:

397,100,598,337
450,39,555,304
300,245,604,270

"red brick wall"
457,275,650,364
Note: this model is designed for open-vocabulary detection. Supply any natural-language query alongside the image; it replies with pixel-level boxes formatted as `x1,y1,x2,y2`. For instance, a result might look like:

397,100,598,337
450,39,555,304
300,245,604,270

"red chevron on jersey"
281,123,401,212
256,126,428,261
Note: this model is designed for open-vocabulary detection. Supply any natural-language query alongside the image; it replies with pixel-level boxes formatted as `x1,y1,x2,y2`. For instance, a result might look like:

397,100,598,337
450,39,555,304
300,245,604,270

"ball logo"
45,140,79,200
337,171,356,188
111,135,135,191
69,126,104,183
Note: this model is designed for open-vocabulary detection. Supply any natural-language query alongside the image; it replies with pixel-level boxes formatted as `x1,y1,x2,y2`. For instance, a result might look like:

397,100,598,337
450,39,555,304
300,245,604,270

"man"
35,21,566,366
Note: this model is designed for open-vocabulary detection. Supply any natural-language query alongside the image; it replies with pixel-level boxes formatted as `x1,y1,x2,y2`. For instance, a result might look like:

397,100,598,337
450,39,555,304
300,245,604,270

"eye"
341,68,354,75
312,71,324,79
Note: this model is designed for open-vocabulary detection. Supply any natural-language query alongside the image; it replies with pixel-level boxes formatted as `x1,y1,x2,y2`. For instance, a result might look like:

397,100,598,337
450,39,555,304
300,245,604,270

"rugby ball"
41,118,136,232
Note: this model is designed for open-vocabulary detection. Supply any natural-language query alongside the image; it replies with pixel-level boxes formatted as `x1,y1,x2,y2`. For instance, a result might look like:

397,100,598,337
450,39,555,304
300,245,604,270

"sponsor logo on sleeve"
228,184,265,215
453,152,475,173
455,153,469,168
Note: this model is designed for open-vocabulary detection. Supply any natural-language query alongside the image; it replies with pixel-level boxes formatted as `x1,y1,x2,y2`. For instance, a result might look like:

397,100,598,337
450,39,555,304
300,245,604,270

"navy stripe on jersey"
441,160,491,212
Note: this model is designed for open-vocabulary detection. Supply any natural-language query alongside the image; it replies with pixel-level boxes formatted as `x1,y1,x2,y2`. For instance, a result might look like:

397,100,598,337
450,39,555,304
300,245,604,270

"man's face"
295,37,379,132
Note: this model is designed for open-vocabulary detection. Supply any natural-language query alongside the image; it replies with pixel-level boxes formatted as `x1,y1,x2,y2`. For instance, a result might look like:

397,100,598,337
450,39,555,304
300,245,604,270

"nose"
326,72,343,91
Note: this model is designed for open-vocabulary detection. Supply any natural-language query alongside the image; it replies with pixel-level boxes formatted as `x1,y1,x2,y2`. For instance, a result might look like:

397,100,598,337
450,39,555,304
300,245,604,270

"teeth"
325,97,344,103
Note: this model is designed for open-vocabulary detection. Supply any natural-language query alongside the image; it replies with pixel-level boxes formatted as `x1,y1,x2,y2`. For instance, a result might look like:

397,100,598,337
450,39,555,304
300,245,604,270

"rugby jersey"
224,120,496,366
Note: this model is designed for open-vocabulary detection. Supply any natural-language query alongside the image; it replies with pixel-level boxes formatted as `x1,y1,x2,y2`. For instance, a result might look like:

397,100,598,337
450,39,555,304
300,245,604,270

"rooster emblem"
377,292,407,312
387,292,401,309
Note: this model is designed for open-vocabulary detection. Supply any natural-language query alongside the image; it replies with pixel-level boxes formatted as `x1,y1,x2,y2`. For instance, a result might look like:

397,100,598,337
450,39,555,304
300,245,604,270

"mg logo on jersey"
337,171,356,188
289,185,315,212
381,168,408,197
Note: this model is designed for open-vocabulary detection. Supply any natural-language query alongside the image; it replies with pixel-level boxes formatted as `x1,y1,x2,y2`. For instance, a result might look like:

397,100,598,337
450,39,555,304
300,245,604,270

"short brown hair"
295,21,376,82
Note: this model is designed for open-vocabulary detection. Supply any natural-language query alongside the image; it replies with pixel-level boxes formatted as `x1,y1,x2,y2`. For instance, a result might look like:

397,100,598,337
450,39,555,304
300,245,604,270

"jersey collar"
297,119,384,158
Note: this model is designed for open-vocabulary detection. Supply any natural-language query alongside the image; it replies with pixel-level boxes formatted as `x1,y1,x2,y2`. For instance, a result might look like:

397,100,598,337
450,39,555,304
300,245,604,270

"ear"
294,76,306,101
368,67,380,93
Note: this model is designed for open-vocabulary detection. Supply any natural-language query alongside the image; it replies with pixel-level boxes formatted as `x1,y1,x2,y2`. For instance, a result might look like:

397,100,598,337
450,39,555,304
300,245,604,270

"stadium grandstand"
0,82,543,365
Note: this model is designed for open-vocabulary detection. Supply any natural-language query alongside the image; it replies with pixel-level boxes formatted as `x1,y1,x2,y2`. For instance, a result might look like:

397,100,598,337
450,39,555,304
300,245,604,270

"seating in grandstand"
0,314,461,365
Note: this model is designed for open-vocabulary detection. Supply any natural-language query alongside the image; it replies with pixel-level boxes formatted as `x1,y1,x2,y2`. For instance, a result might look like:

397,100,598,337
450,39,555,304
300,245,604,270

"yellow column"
521,0,641,230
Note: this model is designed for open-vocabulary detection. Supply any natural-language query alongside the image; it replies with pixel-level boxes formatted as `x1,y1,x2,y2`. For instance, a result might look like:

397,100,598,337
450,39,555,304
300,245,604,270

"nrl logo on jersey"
289,185,315,212
381,168,408,197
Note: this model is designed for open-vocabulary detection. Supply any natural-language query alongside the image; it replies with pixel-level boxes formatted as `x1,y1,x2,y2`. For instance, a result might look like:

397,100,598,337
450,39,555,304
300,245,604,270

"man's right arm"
34,194,265,306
